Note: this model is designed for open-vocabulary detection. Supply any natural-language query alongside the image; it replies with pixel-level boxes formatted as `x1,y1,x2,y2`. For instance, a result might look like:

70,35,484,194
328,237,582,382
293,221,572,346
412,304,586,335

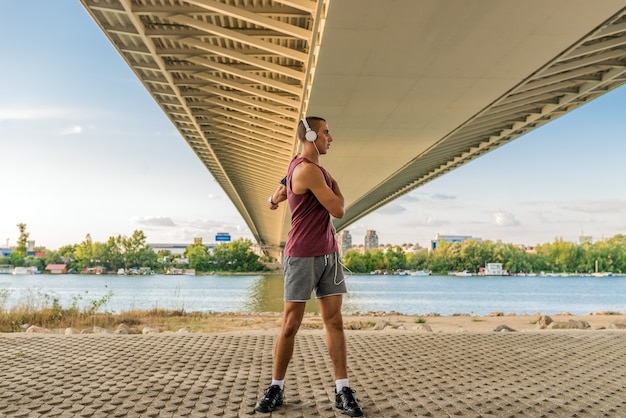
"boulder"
346,321,363,330
494,324,517,332
608,319,626,330
373,320,390,330
25,325,51,334
142,327,159,334
93,326,112,334
536,315,553,329
412,324,432,332
115,324,130,334
548,320,590,330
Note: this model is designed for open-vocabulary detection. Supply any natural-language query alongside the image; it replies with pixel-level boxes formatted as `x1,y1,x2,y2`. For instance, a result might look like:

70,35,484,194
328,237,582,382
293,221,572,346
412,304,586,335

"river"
1,273,625,316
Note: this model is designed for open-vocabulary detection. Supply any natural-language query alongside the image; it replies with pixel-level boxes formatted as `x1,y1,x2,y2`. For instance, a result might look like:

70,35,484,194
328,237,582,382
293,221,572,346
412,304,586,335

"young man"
256,117,364,417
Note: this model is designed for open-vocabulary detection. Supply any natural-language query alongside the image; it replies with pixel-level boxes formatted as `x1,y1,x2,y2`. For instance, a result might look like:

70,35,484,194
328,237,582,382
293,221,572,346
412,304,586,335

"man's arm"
293,163,344,218
267,177,287,210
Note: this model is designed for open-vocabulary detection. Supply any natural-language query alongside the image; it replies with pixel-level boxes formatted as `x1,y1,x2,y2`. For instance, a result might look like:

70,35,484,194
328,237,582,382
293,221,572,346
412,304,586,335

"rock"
536,315,553,329
494,325,517,332
596,310,621,316
608,319,626,330
64,327,80,335
142,327,159,334
93,326,112,334
25,325,51,333
177,327,191,333
346,321,362,330
486,311,504,317
548,320,590,330
412,324,432,332
373,320,390,330
115,324,130,334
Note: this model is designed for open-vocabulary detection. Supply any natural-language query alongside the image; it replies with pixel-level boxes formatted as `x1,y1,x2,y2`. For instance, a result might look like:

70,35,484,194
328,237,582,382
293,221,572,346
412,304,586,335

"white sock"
271,379,285,389
336,378,349,392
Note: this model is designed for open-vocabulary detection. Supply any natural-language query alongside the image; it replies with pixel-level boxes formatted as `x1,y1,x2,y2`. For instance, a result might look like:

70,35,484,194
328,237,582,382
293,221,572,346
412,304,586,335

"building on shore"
337,230,352,256
430,233,481,251
364,230,379,251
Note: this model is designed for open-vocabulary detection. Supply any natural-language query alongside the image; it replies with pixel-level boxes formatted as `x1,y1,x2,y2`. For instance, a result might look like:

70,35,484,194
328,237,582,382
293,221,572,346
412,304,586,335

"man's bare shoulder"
293,160,320,177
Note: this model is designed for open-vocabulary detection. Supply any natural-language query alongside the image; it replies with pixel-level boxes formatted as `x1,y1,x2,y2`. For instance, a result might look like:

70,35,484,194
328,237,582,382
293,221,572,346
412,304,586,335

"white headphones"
301,118,317,142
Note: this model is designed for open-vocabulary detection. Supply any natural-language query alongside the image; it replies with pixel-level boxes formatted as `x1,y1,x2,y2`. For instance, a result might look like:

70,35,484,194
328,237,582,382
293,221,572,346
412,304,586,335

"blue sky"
1,1,625,251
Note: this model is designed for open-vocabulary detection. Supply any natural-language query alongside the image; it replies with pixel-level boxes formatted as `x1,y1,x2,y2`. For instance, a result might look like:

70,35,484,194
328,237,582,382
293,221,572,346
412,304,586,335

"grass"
0,287,282,333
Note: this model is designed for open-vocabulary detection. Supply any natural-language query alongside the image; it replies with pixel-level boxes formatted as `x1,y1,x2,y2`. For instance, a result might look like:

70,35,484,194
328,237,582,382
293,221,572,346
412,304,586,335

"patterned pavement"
1,331,625,417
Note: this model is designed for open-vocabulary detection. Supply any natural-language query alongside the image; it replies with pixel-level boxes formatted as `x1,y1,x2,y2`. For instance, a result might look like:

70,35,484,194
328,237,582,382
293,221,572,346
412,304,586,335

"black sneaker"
335,387,364,417
255,385,283,413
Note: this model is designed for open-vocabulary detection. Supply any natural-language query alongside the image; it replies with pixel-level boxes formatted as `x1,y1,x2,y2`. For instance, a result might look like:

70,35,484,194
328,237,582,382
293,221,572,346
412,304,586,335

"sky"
1,2,625,251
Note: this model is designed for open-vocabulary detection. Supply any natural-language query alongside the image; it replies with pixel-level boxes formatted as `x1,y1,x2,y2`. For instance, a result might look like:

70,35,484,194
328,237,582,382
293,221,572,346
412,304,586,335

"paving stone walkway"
1,331,625,417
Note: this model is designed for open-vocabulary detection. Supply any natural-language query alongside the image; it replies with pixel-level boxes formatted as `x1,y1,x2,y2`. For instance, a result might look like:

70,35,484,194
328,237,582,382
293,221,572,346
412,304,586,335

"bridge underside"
80,0,626,258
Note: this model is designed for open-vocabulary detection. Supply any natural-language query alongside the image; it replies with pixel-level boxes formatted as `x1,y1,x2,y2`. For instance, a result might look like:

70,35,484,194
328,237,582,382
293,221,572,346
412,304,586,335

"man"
256,117,364,417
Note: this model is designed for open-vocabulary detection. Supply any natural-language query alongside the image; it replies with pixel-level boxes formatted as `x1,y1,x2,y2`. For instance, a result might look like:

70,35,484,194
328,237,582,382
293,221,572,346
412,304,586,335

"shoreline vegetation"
4,223,626,277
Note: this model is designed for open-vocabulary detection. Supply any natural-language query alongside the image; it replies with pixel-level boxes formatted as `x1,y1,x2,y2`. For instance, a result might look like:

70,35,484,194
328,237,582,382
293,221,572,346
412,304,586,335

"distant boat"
592,260,612,277
450,270,472,277
12,266,39,275
165,268,196,276
409,269,432,276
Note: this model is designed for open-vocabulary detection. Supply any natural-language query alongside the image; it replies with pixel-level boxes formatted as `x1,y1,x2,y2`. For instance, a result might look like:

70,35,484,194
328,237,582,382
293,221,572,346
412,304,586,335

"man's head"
297,116,326,143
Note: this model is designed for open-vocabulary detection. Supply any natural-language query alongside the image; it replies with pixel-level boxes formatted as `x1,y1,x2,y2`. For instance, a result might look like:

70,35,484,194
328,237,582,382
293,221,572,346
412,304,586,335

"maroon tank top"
284,157,337,257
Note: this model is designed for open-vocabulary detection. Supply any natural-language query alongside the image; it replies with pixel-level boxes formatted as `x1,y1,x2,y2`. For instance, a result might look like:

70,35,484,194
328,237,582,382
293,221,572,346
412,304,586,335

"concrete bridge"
79,0,626,258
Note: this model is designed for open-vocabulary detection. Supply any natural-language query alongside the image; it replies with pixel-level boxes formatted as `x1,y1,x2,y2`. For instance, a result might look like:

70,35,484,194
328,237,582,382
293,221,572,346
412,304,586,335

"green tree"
75,234,94,270
383,246,406,271
186,243,210,271
342,250,367,273
15,223,29,257
210,239,262,272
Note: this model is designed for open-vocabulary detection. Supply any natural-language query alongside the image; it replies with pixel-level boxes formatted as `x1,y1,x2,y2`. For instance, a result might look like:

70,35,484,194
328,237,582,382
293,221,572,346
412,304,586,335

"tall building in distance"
364,230,379,250
430,233,481,251
336,230,352,255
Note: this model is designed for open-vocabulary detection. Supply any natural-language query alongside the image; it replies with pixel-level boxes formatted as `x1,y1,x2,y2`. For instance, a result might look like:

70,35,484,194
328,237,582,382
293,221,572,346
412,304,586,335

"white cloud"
376,204,406,215
0,107,71,121
431,193,456,200
59,125,84,135
132,216,177,227
423,217,450,227
493,211,520,227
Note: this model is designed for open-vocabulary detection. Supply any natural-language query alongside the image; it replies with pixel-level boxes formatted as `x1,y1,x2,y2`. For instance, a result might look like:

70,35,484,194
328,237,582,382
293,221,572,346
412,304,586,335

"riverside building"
364,230,379,251
337,230,352,256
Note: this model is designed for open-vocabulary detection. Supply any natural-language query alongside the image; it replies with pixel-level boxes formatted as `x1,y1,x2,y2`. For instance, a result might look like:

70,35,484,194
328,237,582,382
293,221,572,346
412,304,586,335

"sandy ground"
209,310,626,334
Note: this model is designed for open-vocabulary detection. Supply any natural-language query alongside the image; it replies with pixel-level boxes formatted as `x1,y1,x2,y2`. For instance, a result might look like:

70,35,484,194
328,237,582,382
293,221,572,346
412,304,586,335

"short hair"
297,116,326,141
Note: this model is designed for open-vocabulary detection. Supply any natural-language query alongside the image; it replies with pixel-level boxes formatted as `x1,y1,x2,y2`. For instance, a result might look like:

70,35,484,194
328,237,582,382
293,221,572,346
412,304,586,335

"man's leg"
256,301,306,413
318,294,364,417
317,295,347,379
273,301,307,380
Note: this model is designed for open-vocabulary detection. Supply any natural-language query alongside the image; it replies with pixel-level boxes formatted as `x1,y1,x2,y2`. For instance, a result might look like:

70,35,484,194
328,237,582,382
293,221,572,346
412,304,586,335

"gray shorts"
283,252,347,301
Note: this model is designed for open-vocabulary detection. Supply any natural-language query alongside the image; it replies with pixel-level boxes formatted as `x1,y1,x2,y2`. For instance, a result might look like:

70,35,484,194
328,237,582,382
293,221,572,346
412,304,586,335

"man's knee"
281,312,304,338
323,313,344,332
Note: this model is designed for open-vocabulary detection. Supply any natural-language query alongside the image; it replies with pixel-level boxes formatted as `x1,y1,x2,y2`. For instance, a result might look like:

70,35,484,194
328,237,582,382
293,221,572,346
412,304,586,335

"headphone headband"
302,118,317,142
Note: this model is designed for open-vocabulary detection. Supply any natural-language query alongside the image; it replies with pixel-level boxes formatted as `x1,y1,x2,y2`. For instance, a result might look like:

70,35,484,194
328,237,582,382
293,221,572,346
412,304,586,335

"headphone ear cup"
305,129,317,142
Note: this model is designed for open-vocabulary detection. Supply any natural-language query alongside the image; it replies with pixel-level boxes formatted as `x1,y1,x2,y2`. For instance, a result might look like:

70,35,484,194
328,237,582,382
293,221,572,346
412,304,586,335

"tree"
383,246,406,271
15,223,29,257
342,250,367,273
75,234,94,270
186,243,210,271
210,239,262,272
